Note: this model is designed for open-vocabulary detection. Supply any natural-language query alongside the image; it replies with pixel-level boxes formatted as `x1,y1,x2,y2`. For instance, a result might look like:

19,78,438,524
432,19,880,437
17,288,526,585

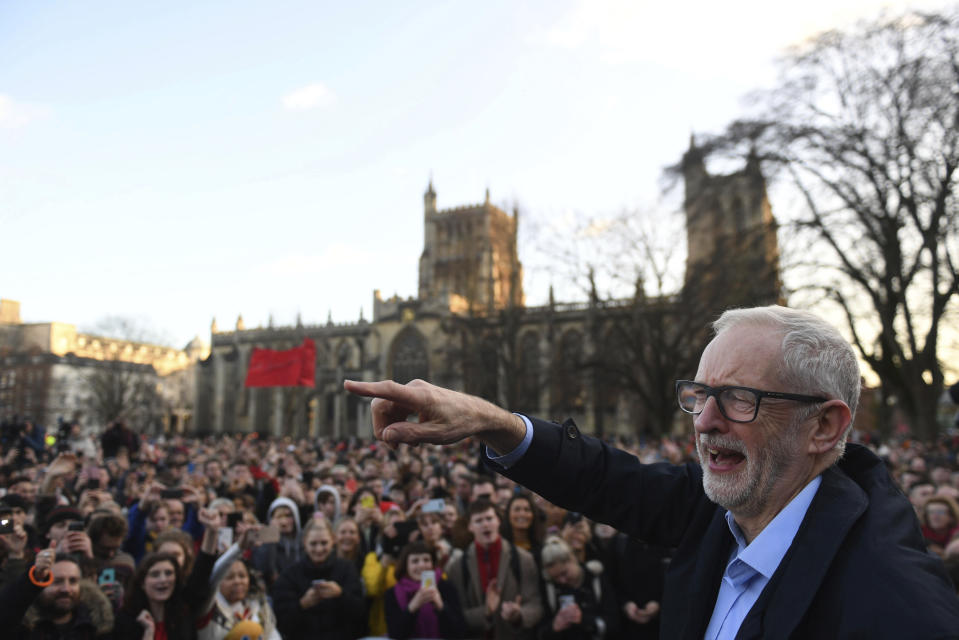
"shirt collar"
724,474,822,579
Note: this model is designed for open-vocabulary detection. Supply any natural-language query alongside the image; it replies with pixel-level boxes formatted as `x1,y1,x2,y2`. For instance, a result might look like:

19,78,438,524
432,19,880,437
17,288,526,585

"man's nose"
693,396,729,434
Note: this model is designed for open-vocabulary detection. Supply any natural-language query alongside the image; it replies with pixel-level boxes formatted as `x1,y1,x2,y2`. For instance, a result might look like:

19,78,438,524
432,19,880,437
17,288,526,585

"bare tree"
83,360,162,430
81,317,166,432
697,10,959,438
547,206,780,437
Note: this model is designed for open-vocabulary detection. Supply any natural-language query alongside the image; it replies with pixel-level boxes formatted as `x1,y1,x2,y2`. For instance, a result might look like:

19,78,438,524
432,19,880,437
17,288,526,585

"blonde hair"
540,535,574,568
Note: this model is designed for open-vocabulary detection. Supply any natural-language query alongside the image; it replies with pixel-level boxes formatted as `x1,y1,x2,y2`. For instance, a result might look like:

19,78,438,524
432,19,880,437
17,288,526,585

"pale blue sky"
1,0,943,347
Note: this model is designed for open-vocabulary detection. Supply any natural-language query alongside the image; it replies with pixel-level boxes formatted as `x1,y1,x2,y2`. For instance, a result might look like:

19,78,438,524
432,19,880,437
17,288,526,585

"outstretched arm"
343,379,526,455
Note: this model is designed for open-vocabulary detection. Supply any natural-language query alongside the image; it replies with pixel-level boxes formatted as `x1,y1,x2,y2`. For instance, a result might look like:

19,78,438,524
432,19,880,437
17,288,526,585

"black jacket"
539,562,620,640
271,556,365,640
384,579,466,639
0,571,114,639
497,417,959,639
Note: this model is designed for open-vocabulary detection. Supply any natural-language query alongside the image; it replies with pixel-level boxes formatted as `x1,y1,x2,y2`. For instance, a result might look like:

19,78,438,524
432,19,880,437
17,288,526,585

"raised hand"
34,542,56,581
343,379,525,454
136,609,155,640
197,507,221,530
57,530,94,559
198,507,222,554
46,452,79,477
236,521,261,550
0,523,28,558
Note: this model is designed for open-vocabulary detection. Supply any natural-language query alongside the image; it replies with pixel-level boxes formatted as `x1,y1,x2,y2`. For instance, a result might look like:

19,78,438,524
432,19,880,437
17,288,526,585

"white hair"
713,305,861,456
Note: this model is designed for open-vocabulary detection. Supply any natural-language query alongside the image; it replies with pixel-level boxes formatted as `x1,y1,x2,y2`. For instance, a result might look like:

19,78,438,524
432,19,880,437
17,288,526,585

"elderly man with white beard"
346,305,959,639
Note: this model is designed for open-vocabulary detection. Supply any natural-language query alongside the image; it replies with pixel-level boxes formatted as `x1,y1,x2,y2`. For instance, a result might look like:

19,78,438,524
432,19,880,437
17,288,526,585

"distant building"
197,144,783,439
0,299,208,433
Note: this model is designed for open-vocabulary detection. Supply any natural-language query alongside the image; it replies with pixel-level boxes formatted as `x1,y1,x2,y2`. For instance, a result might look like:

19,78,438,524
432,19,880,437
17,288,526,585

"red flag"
244,338,316,388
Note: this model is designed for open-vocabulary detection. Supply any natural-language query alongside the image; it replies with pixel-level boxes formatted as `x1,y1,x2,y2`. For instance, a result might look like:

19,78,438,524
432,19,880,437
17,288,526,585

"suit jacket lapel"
737,466,867,639
673,508,733,640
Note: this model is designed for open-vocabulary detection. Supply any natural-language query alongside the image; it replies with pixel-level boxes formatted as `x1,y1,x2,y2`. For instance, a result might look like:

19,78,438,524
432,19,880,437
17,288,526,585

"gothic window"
476,335,499,403
554,329,585,414
391,328,429,385
517,332,540,412
337,342,353,368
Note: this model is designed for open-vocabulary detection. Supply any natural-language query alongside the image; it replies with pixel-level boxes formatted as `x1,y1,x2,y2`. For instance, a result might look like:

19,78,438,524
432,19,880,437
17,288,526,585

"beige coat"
446,539,543,640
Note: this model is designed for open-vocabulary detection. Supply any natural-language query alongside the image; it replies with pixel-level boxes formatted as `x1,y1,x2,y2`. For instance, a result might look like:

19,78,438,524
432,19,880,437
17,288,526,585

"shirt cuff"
484,414,533,470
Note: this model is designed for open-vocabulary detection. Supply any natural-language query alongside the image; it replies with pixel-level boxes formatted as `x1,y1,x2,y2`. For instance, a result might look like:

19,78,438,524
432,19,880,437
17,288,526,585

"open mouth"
706,447,746,472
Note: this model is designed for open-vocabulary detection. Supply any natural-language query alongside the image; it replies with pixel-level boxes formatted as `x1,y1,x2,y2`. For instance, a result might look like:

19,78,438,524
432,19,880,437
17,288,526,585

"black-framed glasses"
675,380,828,423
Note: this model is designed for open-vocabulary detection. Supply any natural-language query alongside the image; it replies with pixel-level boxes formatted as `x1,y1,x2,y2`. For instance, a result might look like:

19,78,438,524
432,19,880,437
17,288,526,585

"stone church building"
195,142,781,439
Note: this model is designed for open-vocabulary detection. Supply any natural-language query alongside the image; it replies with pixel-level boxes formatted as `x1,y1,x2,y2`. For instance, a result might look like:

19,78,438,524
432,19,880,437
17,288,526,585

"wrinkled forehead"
698,325,784,385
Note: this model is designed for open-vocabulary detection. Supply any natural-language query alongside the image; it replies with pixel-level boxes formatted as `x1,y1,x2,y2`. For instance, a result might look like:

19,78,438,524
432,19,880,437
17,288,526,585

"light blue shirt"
485,413,534,468
704,475,822,639
486,416,823,640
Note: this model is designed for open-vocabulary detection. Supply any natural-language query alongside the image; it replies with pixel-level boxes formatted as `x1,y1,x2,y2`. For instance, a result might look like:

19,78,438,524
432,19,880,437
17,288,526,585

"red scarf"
475,537,502,593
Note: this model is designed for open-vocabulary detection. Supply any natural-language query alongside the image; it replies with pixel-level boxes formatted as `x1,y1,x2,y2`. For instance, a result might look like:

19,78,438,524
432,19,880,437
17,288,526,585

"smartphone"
217,527,233,549
256,523,281,544
0,512,13,534
558,594,576,609
87,478,101,490
98,567,116,586
68,521,85,532
226,512,242,528
161,488,183,499
311,579,328,587
422,498,445,514
420,570,436,590
360,495,376,509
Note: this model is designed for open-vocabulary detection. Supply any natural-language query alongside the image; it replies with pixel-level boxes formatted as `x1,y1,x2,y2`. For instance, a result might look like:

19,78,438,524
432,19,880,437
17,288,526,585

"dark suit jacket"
495,417,959,639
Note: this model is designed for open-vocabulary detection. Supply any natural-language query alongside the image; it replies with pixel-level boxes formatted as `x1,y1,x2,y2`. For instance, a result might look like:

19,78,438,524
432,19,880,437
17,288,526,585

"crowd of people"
0,413,957,639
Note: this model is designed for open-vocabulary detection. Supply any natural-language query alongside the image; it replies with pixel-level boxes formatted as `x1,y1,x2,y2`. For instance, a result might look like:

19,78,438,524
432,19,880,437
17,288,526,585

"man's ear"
807,400,851,455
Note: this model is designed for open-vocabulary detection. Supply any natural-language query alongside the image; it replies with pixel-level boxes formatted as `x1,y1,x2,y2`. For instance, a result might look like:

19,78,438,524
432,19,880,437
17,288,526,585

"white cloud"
281,83,335,111
0,94,50,128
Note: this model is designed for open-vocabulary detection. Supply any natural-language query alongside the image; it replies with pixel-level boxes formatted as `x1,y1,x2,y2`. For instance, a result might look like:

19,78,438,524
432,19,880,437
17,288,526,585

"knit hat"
43,506,83,533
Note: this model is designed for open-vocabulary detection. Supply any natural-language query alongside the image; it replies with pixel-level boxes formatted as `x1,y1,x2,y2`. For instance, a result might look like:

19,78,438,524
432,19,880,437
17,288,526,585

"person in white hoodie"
314,485,341,522
251,496,302,589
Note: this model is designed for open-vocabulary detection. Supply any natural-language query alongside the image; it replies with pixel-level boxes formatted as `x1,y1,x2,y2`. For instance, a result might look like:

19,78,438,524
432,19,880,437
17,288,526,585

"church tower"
683,137,782,307
418,180,523,314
